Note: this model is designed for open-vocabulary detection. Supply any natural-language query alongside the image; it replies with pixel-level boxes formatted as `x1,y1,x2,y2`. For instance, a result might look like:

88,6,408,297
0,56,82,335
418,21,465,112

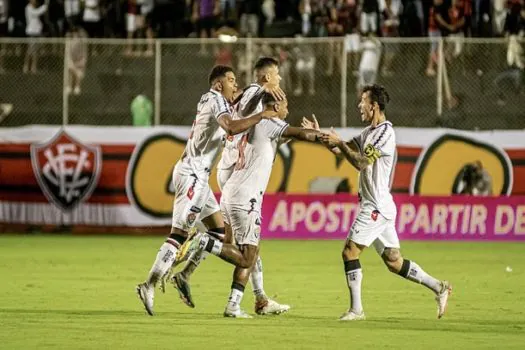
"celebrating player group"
136,57,452,320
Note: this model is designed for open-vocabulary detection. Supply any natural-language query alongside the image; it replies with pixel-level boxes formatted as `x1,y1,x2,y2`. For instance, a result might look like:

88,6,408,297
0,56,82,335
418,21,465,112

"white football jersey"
352,121,397,219
221,118,289,209
217,83,263,170
183,89,231,173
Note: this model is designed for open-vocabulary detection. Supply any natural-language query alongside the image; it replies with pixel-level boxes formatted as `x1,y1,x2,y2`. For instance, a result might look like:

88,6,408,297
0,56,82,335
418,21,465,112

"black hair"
254,57,279,73
362,84,390,111
208,65,234,86
262,92,276,106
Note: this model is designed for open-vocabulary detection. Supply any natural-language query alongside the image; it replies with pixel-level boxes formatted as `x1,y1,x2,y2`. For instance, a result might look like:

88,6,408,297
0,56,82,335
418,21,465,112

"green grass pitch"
1,235,524,349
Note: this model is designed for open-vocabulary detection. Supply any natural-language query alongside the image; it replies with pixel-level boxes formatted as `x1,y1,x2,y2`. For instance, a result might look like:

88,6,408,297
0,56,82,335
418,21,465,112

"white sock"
227,284,245,310
403,260,441,294
201,235,223,256
146,241,178,287
181,248,209,280
344,260,363,314
250,256,267,300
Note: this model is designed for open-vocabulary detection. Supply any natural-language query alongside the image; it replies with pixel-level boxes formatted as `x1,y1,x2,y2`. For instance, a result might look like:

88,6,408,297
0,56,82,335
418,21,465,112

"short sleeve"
211,94,231,120
238,85,263,116
261,118,289,140
376,127,395,156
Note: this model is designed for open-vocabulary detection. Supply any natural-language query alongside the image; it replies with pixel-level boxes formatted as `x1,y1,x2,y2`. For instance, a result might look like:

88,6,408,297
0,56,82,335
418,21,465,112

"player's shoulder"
240,83,262,101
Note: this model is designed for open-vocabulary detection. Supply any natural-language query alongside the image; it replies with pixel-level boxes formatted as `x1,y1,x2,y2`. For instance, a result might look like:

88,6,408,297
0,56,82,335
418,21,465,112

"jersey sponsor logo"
30,129,101,211
190,206,202,213
187,212,197,226
364,144,381,164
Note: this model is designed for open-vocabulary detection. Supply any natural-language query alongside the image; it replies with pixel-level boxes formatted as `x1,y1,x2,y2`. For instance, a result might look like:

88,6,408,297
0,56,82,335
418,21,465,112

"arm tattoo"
338,141,369,171
297,129,322,142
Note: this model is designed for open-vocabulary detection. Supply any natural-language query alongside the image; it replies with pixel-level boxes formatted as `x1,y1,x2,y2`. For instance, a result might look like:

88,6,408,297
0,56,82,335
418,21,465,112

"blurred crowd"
0,0,523,40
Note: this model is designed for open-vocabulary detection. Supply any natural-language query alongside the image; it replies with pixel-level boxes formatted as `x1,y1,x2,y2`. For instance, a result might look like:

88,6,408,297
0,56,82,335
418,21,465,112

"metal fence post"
436,38,444,116
340,37,348,127
154,39,161,126
62,38,69,126
246,37,253,87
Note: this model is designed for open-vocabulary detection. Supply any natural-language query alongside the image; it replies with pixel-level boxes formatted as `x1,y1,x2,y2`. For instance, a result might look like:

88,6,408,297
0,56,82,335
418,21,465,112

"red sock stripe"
166,238,181,249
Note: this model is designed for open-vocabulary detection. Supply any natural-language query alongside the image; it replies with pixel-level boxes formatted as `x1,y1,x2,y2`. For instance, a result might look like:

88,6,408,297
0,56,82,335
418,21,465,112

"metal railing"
0,37,523,129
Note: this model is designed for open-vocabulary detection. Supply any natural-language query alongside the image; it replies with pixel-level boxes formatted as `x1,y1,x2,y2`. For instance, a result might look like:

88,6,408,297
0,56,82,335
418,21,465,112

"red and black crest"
30,129,102,211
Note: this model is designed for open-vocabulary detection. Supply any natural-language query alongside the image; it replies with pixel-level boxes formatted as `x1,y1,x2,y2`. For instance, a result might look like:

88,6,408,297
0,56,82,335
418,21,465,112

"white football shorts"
347,208,400,255
221,201,262,247
171,162,220,231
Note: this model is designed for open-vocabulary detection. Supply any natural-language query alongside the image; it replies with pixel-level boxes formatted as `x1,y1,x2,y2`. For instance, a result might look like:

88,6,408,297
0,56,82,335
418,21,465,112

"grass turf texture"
1,235,524,349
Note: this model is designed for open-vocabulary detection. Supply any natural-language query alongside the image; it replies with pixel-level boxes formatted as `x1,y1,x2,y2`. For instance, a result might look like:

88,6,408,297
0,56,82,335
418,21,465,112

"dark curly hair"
362,84,390,111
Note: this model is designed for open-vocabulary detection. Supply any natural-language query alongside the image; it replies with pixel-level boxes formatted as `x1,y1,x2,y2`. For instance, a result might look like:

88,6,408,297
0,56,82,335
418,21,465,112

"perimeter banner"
262,194,525,241
0,126,524,241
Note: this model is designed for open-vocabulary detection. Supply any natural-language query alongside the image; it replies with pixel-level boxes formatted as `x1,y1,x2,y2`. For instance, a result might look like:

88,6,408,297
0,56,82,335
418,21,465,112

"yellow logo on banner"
126,134,359,217
411,134,513,196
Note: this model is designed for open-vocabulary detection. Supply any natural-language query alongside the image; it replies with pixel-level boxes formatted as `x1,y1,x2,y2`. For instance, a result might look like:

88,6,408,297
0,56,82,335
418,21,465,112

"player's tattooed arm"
281,126,322,142
320,130,369,171
218,110,278,136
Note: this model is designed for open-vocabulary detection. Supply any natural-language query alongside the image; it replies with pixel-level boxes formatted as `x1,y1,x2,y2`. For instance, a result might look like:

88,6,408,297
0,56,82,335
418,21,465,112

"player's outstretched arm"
320,131,369,171
281,125,322,143
218,110,278,136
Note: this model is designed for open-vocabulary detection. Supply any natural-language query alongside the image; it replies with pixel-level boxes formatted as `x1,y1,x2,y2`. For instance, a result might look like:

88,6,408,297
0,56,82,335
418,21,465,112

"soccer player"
136,65,278,316
172,57,291,316
188,95,323,318
319,84,451,321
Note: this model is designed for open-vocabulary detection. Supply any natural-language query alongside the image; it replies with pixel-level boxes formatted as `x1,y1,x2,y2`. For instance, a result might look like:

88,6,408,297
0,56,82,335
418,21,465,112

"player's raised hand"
301,114,320,131
320,127,342,148
263,83,286,101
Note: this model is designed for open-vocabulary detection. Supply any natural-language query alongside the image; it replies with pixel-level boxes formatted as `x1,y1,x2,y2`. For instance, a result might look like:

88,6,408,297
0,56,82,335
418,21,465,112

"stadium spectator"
139,0,155,56
125,0,141,55
309,0,329,37
401,0,425,37
504,0,525,36
449,0,465,58
381,0,402,76
66,21,87,95
425,1,440,76
456,161,493,196
493,0,507,36
262,0,276,26
292,39,316,96
194,0,219,53
239,0,261,37
24,0,49,74
64,0,81,29
470,0,492,37
356,33,381,94
83,0,103,38
359,0,384,36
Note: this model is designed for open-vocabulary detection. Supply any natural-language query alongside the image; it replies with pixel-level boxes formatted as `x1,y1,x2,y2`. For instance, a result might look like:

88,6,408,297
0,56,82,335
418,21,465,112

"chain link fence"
438,38,525,130
0,37,523,129
0,38,64,126
67,39,156,126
